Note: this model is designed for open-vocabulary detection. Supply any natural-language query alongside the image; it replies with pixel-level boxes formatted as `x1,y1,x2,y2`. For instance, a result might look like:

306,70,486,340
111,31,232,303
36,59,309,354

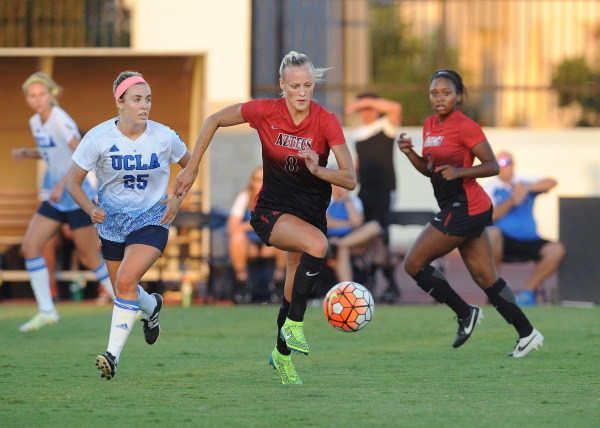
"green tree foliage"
370,3,470,125
552,57,600,126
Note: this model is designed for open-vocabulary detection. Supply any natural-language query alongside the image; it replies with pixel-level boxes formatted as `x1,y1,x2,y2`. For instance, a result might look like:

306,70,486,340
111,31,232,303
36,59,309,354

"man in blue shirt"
483,151,565,306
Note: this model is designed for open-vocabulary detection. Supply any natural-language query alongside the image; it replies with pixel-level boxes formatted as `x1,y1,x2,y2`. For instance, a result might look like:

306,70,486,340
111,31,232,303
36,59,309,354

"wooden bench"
387,210,435,226
0,189,38,237
0,190,38,284
0,206,215,296
0,267,166,285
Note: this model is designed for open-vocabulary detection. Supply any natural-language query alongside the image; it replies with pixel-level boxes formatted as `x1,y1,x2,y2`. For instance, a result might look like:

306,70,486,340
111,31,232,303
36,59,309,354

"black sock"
485,278,533,337
413,265,470,319
277,298,291,355
382,265,398,292
287,253,325,322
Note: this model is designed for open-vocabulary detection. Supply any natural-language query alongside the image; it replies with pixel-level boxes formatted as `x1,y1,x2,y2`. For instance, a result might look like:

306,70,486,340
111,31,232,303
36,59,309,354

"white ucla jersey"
72,118,187,242
29,106,96,211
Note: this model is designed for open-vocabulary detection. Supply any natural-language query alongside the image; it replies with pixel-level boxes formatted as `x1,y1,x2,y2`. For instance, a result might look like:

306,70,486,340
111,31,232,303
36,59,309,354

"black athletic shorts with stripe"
250,204,327,247
430,205,493,238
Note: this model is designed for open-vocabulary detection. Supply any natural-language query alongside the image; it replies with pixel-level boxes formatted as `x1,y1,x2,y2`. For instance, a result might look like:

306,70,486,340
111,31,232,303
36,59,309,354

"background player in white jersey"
12,72,116,333
68,71,191,380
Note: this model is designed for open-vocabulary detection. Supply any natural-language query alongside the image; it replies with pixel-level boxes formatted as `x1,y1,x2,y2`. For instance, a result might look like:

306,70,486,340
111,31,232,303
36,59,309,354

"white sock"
137,285,156,319
107,298,139,363
93,262,116,301
25,256,55,312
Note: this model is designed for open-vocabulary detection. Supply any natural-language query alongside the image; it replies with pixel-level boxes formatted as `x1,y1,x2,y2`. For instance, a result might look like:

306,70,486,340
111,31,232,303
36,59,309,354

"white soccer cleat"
506,328,544,358
19,309,60,333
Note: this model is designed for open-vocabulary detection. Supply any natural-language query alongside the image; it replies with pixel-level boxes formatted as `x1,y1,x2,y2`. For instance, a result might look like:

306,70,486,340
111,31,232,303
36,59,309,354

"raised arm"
345,97,402,126
173,104,247,197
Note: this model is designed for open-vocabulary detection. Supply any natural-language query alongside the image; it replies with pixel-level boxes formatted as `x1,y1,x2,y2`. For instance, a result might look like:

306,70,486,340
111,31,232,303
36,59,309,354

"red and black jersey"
422,110,491,215
241,98,346,219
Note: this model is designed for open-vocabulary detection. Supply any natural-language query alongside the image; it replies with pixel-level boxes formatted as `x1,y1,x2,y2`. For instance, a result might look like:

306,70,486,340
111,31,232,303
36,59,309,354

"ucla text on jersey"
110,154,160,170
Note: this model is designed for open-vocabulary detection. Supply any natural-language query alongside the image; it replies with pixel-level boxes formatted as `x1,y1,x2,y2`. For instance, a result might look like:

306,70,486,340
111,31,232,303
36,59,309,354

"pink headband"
114,76,148,101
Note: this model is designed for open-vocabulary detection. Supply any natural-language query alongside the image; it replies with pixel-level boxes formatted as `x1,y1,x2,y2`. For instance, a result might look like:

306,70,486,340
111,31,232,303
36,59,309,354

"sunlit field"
1,302,598,427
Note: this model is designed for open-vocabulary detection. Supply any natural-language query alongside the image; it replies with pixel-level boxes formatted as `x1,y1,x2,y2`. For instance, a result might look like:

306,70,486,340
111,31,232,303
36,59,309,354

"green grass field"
1,302,598,427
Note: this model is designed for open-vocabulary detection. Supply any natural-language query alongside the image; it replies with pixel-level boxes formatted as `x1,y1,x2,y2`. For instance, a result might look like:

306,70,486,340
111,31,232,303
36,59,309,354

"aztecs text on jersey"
241,98,346,220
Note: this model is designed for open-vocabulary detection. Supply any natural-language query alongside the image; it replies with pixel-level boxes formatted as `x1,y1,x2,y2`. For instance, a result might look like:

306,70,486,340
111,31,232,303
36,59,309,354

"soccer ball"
323,282,374,332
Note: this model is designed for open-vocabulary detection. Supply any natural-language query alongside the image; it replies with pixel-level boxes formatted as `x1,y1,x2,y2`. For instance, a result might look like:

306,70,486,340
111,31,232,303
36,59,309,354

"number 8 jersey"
72,118,187,242
241,98,346,219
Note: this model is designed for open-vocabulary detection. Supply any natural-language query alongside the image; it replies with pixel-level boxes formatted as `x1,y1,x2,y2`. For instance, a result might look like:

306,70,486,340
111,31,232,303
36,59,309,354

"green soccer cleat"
280,318,309,355
270,348,302,384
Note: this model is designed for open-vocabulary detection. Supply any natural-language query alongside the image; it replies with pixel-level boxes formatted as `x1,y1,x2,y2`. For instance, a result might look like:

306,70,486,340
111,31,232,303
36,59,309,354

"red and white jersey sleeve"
422,110,491,215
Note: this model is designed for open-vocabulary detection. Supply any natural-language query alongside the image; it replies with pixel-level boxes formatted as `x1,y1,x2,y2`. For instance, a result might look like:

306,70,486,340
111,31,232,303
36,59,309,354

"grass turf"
1,302,598,427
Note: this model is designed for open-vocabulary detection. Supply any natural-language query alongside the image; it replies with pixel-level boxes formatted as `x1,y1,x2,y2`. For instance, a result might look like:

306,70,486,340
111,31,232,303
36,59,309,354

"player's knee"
542,241,565,262
78,251,102,270
312,238,328,258
303,233,328,258
20,241,39,259
115,273,139,295
403,256,421,277
472,271,495,289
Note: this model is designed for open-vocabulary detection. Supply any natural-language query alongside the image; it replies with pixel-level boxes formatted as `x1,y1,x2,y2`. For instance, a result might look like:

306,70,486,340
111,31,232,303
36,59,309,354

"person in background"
483,150,565,306
396,69,544,358
345,92,402,302
327,183,381,284
227,166,287,303
68,70,191,380
172,51,356,384
13,72,115,333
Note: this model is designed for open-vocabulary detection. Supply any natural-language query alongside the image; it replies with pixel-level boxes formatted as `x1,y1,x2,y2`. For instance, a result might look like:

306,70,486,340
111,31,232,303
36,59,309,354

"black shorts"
430,206,493,238
37,201,93,230
502,236,548,262
100,225,169,261
358,188,393,227
250,205,327,246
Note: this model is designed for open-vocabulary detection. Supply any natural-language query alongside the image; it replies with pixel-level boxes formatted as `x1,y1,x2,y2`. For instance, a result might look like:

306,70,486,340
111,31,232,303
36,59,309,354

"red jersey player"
396,69,544,358
173,51,356,384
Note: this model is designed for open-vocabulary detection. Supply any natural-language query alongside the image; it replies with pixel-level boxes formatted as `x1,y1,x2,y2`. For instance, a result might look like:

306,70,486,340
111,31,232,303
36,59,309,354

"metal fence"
2,0,597,126
252,0,600,127
0,0,130,47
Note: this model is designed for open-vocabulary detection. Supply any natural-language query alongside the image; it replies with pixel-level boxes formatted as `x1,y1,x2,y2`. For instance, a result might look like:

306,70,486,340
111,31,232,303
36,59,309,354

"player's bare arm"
397,133,429,176
437,139,498,180
160,150,191,225
11,147,41,161
307,143,356,190
173,104,245,197
67,164,106,223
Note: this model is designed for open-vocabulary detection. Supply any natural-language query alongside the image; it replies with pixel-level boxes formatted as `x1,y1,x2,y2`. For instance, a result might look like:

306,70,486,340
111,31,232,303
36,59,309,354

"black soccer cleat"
142,293,163,345
96,352,117,380
452,305,483,348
